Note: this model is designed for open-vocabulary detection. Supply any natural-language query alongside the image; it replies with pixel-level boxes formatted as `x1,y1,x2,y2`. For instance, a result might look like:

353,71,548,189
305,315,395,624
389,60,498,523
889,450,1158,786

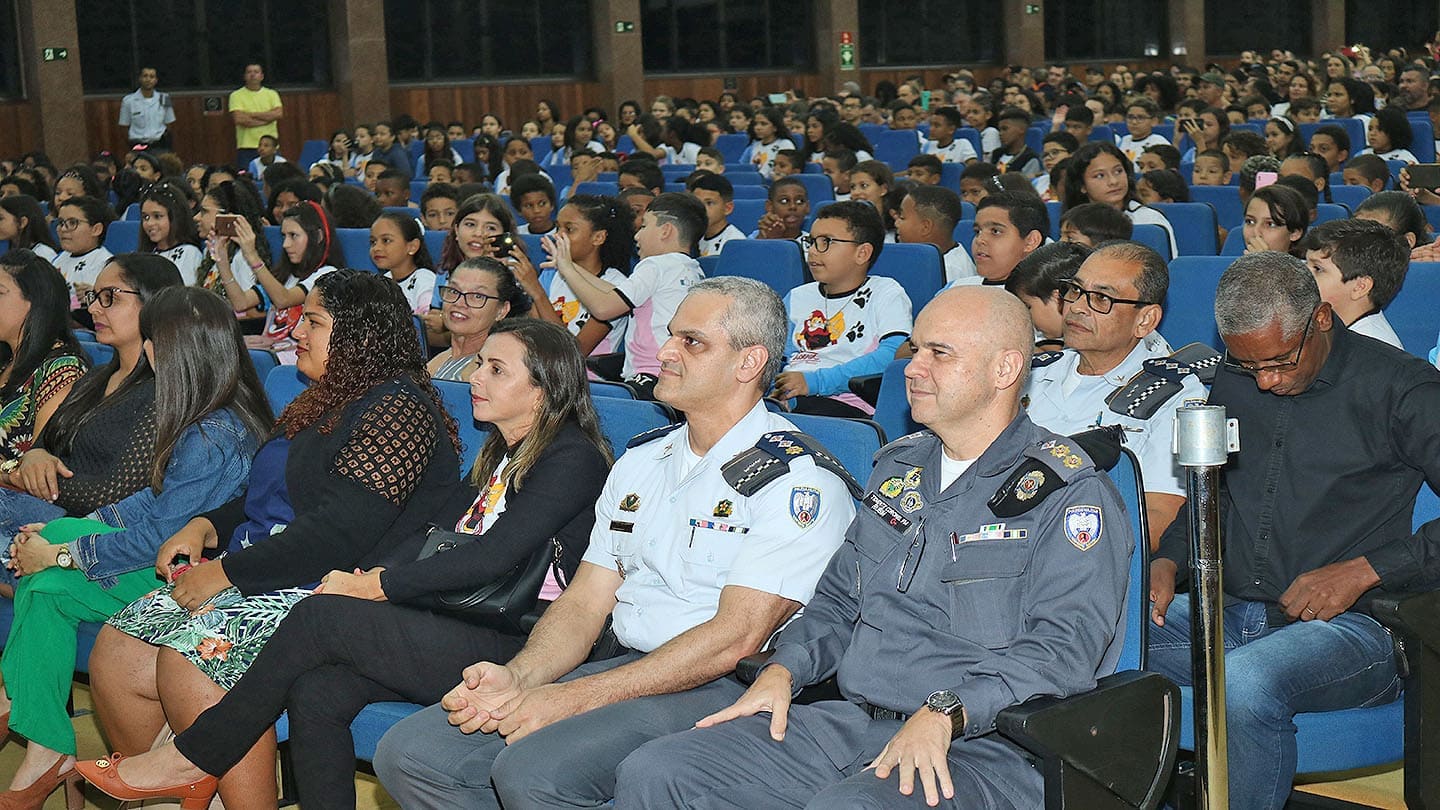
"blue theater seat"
1159,256,1229,350
713,239,804,298
868,243,944,313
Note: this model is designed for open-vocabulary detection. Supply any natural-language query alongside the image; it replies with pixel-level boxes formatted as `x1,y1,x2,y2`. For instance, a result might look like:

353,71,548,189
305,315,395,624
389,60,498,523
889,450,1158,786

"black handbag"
416,524,563,634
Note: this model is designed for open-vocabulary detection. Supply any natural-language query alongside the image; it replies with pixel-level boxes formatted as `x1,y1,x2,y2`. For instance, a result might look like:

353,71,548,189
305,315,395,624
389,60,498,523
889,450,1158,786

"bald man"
614,287,1134,810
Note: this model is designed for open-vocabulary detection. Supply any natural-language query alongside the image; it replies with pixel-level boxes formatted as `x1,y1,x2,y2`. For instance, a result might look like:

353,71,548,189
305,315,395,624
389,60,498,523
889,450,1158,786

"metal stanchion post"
1174,404,1239,810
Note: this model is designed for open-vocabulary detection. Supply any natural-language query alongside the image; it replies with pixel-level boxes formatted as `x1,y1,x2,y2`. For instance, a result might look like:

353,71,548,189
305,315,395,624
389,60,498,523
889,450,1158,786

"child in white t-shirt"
924,106,979,163
371,212,437,315
52,197,114,305
739,108,795,178
533,195,635,359
774,201,912,417
687,172,746,257
1117,98,1171,170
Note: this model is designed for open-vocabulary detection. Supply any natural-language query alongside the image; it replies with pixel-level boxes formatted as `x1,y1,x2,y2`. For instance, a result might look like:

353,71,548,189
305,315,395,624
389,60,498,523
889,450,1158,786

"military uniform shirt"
1023,333,1204,496
580,400,855,653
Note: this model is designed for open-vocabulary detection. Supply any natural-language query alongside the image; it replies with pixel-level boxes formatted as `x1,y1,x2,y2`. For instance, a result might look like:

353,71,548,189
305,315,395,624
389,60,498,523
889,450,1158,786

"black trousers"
173,595,524,810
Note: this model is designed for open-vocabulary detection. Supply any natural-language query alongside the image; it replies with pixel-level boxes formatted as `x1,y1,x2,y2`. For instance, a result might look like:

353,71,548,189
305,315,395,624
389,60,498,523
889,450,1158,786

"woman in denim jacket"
0,287,271,809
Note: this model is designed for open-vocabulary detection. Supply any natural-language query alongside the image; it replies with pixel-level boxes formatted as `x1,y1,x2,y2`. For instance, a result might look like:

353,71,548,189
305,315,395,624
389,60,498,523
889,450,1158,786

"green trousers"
1,566,158,754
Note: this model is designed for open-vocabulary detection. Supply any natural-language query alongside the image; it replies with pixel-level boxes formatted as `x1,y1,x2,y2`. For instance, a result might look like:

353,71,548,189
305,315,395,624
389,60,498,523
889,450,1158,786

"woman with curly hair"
82,318,611,810
82,270,463,810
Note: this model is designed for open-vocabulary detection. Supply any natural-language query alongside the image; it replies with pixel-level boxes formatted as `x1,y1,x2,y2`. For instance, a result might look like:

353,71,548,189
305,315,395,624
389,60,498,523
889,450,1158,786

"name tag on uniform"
688,518,749,534
609,520,635,533
862,492,912,533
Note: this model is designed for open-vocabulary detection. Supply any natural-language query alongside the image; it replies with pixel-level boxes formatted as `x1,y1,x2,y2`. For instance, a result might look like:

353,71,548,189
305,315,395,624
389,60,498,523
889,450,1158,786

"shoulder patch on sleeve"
1106,343,1219,420
625,421,683,449
722,430,863,499
988,427,1120,519
1030,350,1067,368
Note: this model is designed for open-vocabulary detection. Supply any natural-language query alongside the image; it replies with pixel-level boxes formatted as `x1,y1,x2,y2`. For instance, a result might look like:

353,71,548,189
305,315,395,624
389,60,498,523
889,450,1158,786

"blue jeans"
1148,597,1401,810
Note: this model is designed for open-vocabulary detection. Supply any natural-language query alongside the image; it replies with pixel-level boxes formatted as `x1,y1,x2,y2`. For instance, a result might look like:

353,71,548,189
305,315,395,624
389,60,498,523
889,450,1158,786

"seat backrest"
264,364,310,413
729,198,767,234
1159,256,1230,350
697,254,721,277
1411,118,1436,162
1110,447,1150,672
1328,183,1371,211
730,185,768,199
263,225,284,261
123,202,142,221
297,139,328,170
1414,484,1440,532
517,233,548,267
1385,261,1440,358
79,340,114,367
954,128,983,160
424,230,446,265
1188,185,1244,231
1150,202,1219,256
1045,200,1063,239
589,380,635,400
783,412,885,486
1315,203,1349,224
790,173,835,205
872,359,919,443
939,162,963,193
713,133,749,163
869,242,944,313
431,377,490,462
714,239,804,298
529,136,551,162
335,228,376,271
594,397,676,459
573,181,619,198
1090,124,1116,143
409,180,428,201
1131,224,1173,261
955,219,975,255
726,172,766,186
248,349,279,381
1220,227,1244,256
1300,120,1367,161
874,129,922,170
451,138,476,165
105,220,140,255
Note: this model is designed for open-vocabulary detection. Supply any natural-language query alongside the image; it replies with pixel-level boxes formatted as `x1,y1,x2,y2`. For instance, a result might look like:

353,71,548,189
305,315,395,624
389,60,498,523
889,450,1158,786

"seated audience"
1301,218,1407,348
1064,142,1178,256
686,172,744,257
896,184,974,283
1243,184,1308,256
371,211,437,314
756,177,810,243
1004,240,1091,350
1059,201,1134,246
529,195,634,357
52,195,115,304
429,258,530,381
0,196,59,262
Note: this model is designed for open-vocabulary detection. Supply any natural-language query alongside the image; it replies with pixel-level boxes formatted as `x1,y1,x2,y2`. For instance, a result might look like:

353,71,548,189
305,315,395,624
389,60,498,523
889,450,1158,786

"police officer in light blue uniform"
374,276,855,809
614,286,1132,809
1024,241,1212,547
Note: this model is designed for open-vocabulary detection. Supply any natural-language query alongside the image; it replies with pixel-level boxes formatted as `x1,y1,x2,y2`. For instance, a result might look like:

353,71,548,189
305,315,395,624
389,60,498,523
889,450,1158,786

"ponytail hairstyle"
560,194,635,274
374,211,436,269
275,200,343,284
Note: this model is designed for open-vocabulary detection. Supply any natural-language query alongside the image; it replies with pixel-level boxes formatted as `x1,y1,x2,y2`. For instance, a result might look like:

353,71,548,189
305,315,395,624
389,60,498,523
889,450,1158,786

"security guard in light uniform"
614,286,1133,810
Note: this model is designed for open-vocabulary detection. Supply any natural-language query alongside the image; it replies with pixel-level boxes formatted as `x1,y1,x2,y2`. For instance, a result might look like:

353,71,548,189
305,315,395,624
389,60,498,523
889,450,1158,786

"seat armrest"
997,670,1179,810
848,374,882,406
736,649,776,685
1360,588,1440,650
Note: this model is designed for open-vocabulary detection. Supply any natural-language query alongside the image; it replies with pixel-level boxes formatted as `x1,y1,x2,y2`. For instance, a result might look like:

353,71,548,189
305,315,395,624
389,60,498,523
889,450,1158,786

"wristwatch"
55,544,75,570
925,689,966,738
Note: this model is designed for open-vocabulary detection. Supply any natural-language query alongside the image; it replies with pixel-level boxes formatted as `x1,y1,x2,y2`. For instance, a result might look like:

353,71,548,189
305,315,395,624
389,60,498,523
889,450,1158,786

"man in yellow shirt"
229,63,283,171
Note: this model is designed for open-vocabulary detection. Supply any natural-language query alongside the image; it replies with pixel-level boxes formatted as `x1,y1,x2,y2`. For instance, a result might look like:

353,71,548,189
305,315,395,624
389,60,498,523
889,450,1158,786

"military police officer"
613,286,1133,809
374,276,856,809
1024,241,1212,548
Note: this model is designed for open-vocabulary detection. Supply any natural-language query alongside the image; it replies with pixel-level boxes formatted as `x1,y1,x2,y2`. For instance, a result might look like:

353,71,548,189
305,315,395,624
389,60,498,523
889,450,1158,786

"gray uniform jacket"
767,412,1132,767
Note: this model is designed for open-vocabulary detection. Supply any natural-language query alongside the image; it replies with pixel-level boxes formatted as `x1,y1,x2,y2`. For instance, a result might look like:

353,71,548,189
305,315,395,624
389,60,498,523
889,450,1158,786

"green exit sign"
613,20,635,33
1025,3,1040,12
42,47,68,61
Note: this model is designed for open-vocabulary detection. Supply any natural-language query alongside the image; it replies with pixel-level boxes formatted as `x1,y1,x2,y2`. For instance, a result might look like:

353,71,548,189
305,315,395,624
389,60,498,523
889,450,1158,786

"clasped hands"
440,662,595,744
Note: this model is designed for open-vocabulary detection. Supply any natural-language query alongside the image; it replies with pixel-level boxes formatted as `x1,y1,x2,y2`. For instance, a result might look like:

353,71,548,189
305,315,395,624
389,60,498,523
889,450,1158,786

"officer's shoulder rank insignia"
619,493,641,512
790,487,820,528
1015,470,1045,500
879,477,904,498
713,499,733,518
1063,454,1083,469
1048,443,1070,460
1064,505,1103,551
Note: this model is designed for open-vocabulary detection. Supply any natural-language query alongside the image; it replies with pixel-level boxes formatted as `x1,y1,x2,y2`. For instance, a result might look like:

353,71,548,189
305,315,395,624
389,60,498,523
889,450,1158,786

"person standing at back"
118,67,174,151
229,63,283,172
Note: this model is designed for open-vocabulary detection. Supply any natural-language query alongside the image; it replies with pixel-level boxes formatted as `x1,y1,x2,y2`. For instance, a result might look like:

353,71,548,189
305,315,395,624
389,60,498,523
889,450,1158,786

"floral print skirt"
107,584,311,690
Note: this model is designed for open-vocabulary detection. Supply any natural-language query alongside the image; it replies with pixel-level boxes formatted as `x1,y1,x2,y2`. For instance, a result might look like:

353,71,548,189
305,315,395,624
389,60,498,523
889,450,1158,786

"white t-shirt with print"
547,266,631,356
782,275,913,411
385,267,437,314
699,224,746,257
54,247,115,301
1117,133,1171,170
924,138,978,163
156,244,205,286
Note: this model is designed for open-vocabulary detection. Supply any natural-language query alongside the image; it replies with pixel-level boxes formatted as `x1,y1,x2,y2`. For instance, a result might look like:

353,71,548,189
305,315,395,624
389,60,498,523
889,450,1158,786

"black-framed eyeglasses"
1058,280,1156,315
438,285,497,308
1222,313,1315,376
799,234,861,253
55,218,91,231
82,287,142,308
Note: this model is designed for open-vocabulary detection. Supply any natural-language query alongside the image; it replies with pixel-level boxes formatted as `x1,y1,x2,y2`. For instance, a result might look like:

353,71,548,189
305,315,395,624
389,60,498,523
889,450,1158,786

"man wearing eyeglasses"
612,286,1131,809
1023,241,1204,550
1147,251,1440,810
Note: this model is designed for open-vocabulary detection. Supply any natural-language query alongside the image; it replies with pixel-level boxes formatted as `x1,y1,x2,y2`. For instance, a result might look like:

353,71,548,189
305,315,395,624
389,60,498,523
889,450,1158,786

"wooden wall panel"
81,90,343,168
0,101,39,159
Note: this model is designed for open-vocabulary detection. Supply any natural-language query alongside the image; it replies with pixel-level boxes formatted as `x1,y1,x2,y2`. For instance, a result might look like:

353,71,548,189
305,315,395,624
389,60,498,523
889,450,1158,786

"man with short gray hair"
375,278,856,809
1147,251,1440,810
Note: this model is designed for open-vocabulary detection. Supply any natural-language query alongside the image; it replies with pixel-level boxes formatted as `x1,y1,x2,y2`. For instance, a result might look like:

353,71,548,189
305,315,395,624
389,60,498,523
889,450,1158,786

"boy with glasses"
53,196,115,305
1118,98,1169,170
771,201,911,417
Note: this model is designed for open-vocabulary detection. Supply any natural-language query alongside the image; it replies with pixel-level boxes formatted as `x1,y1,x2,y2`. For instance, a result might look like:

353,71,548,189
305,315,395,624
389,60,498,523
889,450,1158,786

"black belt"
861,702,909,722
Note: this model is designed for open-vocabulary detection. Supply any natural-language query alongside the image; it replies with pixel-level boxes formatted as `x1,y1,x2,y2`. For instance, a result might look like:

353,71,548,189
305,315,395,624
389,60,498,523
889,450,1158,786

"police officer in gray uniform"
614,286,1133,809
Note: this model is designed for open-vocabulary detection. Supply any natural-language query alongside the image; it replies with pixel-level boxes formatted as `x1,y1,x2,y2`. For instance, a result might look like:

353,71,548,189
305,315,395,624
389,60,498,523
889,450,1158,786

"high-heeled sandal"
0,755,83,810
75,752,218,810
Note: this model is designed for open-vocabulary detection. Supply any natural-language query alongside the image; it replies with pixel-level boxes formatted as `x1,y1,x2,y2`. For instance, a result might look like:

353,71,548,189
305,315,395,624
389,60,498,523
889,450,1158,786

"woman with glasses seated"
0,276,272,810
427,258,531,381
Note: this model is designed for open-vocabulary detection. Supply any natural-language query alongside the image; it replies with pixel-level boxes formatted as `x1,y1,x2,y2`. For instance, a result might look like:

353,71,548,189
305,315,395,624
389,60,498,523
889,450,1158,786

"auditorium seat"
713,239,804,298
1159,256,1229,350
335,228,376,271
868,242,944,313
